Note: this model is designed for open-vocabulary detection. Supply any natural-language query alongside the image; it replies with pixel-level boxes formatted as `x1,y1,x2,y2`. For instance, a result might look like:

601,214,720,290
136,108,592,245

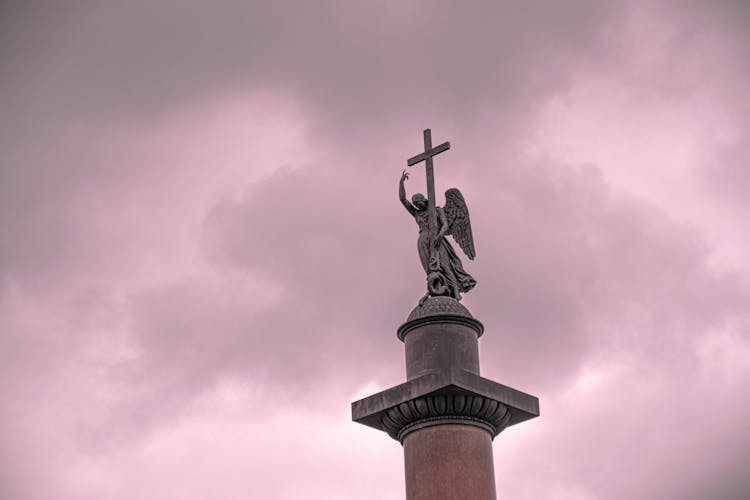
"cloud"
2,1,750,499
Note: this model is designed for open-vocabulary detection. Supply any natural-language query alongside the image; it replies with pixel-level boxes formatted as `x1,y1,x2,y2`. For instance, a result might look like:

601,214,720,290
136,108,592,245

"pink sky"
2,1,750,499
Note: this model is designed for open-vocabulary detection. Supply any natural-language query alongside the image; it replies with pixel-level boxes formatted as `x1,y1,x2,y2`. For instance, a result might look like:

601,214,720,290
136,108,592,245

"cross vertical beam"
407,129,450,270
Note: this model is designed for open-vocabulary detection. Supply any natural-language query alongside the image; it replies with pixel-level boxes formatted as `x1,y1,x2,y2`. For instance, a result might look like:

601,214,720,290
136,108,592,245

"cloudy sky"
2,1,750,499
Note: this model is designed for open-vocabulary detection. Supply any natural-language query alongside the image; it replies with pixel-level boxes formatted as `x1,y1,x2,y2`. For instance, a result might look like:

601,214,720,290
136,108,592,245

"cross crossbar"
407,141,450,166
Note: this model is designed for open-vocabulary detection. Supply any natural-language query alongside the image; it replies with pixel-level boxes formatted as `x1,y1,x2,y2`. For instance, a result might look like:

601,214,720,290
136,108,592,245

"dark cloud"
0,1,626,141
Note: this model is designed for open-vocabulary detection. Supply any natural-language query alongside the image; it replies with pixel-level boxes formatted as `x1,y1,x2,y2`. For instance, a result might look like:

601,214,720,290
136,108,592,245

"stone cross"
407,129,450,269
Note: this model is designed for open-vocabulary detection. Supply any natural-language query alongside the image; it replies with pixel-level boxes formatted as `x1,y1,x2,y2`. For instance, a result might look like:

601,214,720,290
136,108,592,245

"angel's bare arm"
399,170,416,216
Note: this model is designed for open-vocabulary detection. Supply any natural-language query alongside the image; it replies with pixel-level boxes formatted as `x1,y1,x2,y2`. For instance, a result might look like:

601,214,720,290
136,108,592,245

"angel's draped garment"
414,207,476,295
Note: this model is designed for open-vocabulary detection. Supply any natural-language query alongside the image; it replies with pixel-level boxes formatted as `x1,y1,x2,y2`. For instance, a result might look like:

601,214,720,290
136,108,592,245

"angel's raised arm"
399,170,416,216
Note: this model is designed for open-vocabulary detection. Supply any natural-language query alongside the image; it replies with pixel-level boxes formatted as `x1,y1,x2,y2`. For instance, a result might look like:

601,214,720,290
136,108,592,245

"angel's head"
412,193,427,210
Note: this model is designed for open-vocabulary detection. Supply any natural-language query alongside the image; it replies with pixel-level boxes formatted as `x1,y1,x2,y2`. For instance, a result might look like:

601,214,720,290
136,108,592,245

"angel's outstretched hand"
400,169,409,182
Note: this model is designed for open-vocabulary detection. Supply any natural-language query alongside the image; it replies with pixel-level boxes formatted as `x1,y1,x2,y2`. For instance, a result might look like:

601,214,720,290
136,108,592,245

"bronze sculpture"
400,129,476,303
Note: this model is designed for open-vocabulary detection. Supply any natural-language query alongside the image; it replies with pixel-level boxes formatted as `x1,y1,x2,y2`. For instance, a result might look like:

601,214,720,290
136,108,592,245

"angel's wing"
443,188,476,260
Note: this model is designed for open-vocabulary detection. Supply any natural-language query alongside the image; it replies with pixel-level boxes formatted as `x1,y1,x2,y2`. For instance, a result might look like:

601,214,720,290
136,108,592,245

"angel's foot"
418,293,430,307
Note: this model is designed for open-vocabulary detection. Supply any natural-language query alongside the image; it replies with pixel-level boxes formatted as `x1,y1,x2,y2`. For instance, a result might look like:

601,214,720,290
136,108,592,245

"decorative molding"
398,297,484,340
406,296,474,321
380,391,511,442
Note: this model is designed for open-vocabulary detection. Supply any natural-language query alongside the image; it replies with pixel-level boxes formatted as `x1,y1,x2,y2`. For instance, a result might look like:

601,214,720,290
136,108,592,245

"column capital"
351,368,539,443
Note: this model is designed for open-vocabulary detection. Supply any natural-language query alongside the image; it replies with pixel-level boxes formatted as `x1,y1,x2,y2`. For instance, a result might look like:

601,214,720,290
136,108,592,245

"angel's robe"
414,207,476,296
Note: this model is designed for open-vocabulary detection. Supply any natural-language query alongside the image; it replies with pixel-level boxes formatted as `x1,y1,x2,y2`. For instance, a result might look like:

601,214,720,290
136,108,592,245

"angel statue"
399,169,476,303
